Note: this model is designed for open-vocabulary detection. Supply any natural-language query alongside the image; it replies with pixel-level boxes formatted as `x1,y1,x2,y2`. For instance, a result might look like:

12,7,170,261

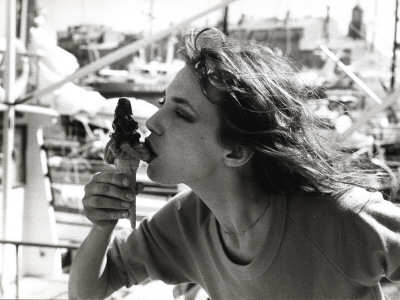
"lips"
144,138,157,162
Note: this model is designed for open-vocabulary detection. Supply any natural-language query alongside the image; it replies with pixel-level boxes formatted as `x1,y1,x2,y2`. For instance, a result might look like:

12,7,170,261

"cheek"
146,136,194,183
147,134,221,184
167,136,205,170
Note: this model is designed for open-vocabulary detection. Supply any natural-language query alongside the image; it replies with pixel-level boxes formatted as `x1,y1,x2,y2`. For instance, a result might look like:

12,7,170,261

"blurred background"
0,0,400,299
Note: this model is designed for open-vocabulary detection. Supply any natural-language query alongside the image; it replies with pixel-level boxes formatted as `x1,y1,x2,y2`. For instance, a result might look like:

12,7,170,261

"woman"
69,28,400,299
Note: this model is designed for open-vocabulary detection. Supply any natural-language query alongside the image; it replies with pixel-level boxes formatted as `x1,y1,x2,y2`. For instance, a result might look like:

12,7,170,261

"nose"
146,109,162,135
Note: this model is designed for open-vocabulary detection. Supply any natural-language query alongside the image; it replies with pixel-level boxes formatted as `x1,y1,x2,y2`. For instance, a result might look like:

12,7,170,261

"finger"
87,195,133,210
92,172,131,188
86,181,134,202
85,208,129,221
135,182,145,195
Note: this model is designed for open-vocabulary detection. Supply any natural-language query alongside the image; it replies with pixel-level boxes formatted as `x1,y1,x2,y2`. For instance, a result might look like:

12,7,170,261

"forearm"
68,224,116,299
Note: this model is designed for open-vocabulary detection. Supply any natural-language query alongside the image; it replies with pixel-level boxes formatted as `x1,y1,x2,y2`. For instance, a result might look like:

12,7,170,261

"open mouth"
144,138,157,162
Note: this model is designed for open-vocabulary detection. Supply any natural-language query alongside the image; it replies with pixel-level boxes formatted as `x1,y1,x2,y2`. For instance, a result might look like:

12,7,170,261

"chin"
146,166,180,185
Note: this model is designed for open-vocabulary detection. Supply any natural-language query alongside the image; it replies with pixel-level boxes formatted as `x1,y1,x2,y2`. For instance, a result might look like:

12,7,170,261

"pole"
15,245,19,299
1,0,17,295
148,0,154,62
18,0,28,46
285,10,292,56
222,5,229,35
370,0,378,51
391,0,399,92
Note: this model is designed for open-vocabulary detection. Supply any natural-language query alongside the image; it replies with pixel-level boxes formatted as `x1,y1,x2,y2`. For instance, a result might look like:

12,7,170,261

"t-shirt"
107,187,400,299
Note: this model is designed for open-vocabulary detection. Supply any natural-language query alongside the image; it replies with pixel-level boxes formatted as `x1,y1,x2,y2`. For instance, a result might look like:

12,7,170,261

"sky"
0,0,398,56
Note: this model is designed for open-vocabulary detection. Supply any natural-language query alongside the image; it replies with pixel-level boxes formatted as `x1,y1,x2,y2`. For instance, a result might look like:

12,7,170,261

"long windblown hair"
178,28,396,200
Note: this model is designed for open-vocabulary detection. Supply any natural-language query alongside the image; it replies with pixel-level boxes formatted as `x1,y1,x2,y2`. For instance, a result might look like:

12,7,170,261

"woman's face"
145,65,227,185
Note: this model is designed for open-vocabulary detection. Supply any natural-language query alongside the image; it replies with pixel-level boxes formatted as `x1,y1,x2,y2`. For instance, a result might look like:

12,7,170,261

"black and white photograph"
0,0,400,299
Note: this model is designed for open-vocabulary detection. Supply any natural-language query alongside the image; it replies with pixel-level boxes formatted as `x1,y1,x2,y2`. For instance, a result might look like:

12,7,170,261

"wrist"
91,222,116,235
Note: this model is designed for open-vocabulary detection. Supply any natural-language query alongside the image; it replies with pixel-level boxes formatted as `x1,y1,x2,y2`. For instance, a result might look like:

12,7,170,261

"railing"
0,239,80,299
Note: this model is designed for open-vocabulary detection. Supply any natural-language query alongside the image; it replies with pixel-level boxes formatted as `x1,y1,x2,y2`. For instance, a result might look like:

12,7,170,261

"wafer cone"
114,158,140,229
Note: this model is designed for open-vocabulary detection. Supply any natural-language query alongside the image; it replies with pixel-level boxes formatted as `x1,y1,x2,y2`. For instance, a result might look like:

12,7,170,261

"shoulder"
286,187,400,236
147,188,211,234
286,187,400,245
286,188,400,284
154,188,207,218
287,187,389,223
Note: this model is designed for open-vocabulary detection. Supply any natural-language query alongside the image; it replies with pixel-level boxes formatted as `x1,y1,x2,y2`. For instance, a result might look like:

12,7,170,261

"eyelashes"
158,96,166,107
157,95,191,122
175,110,191,121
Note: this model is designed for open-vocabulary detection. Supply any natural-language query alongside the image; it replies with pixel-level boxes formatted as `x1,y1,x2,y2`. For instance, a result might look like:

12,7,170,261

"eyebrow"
172,97,198,115
165,89,198,115
172,97,190,106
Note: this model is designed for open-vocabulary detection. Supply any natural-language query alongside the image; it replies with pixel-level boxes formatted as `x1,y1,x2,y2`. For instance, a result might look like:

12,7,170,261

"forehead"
167,64,219,121
168,64,201,96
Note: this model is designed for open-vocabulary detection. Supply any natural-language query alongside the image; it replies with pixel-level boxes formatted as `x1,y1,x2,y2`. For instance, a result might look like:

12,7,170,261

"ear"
223,145,254,168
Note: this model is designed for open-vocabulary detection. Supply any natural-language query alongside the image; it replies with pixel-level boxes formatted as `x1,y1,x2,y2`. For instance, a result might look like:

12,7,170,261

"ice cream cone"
103,98,151,230
114,158,139,229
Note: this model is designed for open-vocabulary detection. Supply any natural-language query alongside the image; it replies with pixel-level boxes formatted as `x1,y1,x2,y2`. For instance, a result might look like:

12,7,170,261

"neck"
187,167,269,236
188,167,272,265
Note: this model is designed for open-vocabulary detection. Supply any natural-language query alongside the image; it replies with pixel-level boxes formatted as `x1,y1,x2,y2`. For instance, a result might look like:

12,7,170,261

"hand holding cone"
104,98,150,229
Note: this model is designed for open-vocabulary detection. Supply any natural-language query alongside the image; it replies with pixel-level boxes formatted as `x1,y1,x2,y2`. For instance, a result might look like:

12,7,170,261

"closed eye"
175,110,191,121
158,96,191,121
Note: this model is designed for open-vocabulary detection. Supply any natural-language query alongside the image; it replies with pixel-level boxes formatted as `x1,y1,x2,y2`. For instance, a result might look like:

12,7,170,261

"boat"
81,59,184,102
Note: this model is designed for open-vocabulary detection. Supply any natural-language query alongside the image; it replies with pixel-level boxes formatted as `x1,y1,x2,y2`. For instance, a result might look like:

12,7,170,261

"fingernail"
122,212,129,218
121,202,130,208
122,177,129,186
126,193,135,201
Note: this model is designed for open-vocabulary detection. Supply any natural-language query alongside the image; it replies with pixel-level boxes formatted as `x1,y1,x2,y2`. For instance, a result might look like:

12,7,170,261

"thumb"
135,182,145,195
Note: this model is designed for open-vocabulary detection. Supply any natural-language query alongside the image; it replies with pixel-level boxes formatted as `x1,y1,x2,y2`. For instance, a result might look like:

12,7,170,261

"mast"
323,5,330,43
391,0,399,92
18,0,29,46
1,0,17,294
370,0,378,51
222,4,229,35
148,0,154,61
284,9,291,56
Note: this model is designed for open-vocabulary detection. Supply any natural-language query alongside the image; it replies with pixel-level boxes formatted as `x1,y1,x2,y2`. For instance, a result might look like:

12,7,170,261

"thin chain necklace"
219,196,271,237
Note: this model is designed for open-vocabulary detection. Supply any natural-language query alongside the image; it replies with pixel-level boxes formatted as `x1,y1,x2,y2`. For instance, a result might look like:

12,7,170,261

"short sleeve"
287,188,400,286
358,195,400,283
329,190,400,285
106,190,199,288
